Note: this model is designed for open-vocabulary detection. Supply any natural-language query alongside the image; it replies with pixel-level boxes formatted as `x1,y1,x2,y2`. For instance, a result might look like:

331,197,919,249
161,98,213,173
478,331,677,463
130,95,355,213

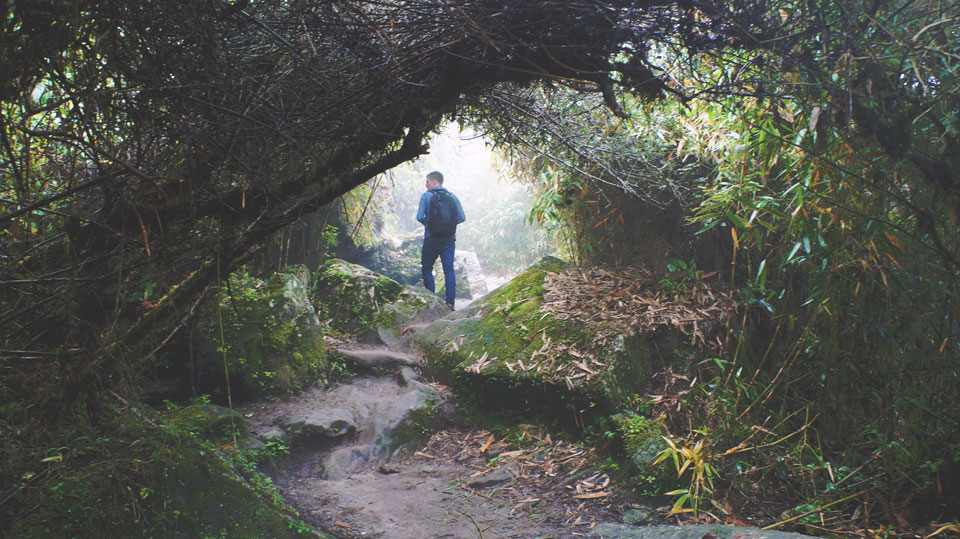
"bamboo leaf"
785,242,803,264
725,211,748,229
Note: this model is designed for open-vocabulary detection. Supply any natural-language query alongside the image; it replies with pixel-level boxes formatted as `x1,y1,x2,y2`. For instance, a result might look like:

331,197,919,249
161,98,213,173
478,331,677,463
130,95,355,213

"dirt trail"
243,332,632,538
242,316,808,539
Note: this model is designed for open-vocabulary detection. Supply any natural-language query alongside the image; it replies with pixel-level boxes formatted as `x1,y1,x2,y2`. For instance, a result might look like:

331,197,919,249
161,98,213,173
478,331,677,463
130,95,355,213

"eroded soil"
285,425,630,538
242,342,635,538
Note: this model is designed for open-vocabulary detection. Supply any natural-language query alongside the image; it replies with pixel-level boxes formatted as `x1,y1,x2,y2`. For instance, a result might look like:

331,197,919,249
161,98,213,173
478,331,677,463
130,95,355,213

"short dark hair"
426,171,444,185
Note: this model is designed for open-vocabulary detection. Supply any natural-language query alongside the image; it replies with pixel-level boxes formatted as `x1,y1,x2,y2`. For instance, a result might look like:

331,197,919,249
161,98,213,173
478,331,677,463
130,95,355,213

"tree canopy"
3,0,960,534
1,0,735,380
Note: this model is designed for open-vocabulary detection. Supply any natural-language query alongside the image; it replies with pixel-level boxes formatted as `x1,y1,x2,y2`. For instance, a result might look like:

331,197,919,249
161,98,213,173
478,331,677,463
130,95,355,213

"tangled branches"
0,1,760,416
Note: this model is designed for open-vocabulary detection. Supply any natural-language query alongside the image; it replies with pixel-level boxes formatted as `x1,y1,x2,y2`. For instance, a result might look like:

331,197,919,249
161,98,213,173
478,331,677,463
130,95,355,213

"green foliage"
325,351,355,383
667,1,960,524
1,404,313,538
321,224,339,252
654,435,718,517
492,1,960,528
528,168,591,265
312,258,405,335
195,267,326,400
611,414,656,455
469,193,553,274
658,259,703,298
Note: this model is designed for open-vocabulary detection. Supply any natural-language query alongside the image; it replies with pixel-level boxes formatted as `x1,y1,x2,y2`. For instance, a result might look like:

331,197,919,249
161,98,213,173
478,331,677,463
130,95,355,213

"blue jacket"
417,187,465,239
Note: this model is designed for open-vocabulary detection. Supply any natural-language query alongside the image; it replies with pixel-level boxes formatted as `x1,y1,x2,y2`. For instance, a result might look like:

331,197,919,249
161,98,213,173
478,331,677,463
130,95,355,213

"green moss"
165,404,249,441
387,397,443,451
417,256,675,415
422,259,645,407
194,267,326,401
313,259,444,338
313,259,406,335
617,414,663,455
612,414,680,496
6,411,326,538
372,308,401,330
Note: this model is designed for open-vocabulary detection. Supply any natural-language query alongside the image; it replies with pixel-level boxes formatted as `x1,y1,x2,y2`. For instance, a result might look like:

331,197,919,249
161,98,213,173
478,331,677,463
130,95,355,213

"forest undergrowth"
2,1,959,536
485,2,960,535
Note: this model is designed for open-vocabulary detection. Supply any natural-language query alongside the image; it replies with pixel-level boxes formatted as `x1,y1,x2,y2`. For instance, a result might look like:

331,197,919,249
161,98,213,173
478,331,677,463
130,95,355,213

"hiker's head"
426,171,443,189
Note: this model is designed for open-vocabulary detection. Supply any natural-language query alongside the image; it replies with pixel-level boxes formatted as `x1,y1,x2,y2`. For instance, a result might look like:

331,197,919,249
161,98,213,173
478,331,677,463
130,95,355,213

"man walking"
417,171,466,311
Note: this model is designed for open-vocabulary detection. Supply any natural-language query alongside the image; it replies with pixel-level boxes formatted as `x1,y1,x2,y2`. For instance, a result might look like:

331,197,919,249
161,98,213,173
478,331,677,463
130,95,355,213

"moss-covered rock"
193,265,326,401
413,257,677,413
613,414,680,495
313,259,447,341
166,403,249,441
372,235,423,286
6,413,327,538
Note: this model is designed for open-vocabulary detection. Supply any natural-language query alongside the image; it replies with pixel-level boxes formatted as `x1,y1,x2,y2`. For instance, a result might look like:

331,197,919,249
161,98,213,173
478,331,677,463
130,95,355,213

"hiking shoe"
446,302,455,312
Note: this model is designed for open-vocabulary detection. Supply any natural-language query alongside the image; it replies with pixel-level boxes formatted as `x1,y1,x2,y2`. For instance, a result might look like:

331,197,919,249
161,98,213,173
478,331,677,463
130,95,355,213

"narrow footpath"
242,322,809,539
242,341,621,538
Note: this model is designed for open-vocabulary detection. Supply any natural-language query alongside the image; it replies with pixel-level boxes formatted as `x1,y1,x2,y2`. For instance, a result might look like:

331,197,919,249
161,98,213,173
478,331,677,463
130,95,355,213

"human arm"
453,193,466,223
416,191,430,225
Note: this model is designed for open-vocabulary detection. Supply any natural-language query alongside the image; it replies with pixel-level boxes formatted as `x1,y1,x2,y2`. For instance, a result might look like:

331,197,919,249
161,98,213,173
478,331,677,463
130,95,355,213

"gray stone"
367,379,442,457
465,464,515,489
370,233,423,286
454,250,488,298
380,286,449,326
396,366,419,386
319,445,372,480
588,524,812,539
242,437,268,451
259,375,443,477
335,348,417,371
279,408,357,441
376,325,400,347
261,427,286,442
621,507,652,525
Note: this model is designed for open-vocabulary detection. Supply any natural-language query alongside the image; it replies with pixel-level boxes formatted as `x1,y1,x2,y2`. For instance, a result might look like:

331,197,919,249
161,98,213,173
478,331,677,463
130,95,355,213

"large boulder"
7,413,327,538
412,257,721,413
313,259,447,343
371,235,423,286
192,265,326,401
436,249,488,300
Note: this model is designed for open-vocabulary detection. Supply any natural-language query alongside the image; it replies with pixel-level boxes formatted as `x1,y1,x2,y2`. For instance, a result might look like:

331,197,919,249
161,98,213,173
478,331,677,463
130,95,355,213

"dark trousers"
421,236,456,305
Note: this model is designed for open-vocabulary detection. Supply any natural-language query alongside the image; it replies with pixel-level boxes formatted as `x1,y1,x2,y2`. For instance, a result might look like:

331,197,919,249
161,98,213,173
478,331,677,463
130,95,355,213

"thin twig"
458,511,485,539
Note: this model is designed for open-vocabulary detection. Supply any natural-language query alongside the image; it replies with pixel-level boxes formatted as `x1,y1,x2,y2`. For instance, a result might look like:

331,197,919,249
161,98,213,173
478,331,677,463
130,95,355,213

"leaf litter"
410,422,627,532
492,267,738,389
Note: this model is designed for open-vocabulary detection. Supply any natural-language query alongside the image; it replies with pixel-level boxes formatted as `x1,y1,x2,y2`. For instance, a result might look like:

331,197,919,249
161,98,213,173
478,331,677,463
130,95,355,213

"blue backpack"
427,190,458,237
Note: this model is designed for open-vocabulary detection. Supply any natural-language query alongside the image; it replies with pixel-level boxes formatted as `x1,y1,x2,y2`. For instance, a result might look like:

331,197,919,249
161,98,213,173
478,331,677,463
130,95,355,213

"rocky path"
242,342,631,538
243,338,808,539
